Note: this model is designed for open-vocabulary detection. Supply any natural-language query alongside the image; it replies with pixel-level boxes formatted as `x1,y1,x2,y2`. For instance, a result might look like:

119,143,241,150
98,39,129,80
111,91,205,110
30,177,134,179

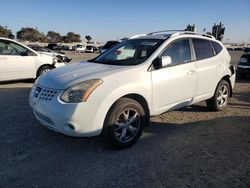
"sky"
0,0,249,43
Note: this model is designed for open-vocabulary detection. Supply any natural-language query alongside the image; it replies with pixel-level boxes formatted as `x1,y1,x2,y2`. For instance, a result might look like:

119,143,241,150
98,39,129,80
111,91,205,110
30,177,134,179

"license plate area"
34,86,42,98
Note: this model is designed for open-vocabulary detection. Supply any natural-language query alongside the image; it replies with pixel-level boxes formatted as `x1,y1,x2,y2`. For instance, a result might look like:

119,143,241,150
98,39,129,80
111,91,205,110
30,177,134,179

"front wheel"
103,98,147,149
37,65,52,77
206,80,230,111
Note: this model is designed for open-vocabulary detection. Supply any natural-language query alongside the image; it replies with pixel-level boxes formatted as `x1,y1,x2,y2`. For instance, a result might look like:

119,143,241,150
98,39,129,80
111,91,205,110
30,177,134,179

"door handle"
0,57,7,60
187,69,196,75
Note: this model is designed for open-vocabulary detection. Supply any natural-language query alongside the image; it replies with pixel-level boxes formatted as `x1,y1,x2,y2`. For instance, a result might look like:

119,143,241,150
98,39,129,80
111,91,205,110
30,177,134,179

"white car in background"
0,37,65,82
74,45,86,53
29,31,235,149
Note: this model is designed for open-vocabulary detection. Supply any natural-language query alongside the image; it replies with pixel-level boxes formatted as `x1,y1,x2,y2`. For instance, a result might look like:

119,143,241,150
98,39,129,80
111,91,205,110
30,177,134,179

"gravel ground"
0,52,249,187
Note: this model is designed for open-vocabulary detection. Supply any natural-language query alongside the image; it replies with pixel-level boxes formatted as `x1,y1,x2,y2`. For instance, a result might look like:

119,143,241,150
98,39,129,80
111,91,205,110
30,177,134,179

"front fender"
90,83,151,134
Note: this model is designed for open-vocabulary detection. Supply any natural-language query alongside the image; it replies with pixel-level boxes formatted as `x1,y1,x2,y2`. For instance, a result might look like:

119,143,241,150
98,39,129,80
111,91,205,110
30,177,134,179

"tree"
0,25,14,39
63,32,81,43
47,31,61,43
16,27,46,42
85,35,92,42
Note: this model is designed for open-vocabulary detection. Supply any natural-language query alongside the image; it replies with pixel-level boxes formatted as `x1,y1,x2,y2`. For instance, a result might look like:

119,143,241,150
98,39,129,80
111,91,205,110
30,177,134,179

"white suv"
0,38,65,82
29,31,235,149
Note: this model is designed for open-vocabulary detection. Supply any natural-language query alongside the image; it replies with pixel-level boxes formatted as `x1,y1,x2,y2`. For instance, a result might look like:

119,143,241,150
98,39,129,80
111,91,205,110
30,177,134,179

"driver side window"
160,39,191,65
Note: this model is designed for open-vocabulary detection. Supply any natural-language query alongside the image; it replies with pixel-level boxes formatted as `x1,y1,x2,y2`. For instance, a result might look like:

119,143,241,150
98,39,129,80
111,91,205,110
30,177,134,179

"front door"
151,39,197,114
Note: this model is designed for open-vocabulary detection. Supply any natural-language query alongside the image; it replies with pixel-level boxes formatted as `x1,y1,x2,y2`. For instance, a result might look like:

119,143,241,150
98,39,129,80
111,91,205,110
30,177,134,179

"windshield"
93,39,163,65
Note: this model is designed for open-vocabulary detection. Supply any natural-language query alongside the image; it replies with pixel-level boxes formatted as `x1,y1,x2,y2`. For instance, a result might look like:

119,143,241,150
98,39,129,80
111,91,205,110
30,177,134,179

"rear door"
0,39,36,81
192,38,221,100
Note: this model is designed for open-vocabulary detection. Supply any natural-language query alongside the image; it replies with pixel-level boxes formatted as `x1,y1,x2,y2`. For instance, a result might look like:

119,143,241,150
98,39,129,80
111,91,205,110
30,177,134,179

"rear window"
192,39,214,60
211,41,223,54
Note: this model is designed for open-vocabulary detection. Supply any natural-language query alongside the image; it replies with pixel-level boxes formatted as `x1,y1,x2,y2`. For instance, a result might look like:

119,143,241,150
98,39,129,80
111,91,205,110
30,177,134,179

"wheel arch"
36,64,55,78
122,93,150,120
221,75,233,97
101,93,150,134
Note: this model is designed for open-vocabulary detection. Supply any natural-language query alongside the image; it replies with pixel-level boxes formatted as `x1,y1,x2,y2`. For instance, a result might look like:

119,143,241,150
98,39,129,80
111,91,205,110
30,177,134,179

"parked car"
47,43,63,51
29,45,71,63
237,53,250,78
29,31,235,149
226,47,234,51
61,45,73,51
0,37,65,82
74,45,86,53
100,40,120,53
85,45,99,53
234,47,244,51
244,47,250,53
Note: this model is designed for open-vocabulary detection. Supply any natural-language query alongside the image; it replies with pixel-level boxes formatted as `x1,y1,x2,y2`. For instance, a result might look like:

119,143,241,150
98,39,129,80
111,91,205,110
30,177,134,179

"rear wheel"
103,98,147,149
206,80,230,111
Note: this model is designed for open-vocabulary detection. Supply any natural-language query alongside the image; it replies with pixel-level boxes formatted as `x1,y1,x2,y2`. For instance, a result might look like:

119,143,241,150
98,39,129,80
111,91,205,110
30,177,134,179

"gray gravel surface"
0,52,249,187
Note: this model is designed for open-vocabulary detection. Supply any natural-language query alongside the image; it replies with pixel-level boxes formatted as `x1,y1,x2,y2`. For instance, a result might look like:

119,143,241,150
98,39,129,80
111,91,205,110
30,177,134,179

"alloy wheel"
216,84,229,107
114,108,141,143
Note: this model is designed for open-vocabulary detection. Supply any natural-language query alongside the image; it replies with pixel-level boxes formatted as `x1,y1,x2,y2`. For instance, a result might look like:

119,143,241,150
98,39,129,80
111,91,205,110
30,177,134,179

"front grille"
34,86,59,101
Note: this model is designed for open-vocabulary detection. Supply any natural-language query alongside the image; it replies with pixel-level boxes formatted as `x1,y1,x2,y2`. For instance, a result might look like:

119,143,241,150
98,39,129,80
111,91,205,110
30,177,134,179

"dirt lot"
0,52,250,187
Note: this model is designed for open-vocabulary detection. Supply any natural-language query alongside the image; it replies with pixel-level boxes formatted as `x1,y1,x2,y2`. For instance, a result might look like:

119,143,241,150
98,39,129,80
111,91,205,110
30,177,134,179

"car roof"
0,37,16,41
129,30,216,41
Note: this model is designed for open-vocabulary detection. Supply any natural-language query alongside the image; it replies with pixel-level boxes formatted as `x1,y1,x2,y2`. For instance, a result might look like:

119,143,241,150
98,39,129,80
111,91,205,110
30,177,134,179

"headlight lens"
60,79,103,103
53,57,60,63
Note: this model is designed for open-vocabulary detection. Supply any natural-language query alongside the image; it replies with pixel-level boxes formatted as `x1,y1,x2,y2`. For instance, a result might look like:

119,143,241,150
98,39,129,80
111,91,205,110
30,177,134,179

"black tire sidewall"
38,66,52,77
103,98,146,149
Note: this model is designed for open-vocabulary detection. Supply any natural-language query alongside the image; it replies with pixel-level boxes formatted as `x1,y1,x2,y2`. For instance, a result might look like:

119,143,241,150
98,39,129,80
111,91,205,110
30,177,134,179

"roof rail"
171,31,215,39
129,30,185,39
147,30,185,35
129,30,215,40
129,34,147,39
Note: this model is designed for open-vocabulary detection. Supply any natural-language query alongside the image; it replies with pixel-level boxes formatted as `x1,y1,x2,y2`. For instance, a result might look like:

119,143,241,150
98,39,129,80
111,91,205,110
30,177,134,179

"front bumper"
29,84,104,137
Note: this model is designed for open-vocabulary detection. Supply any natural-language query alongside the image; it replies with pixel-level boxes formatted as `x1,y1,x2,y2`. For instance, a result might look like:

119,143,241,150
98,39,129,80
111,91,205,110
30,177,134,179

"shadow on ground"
0,86,250,187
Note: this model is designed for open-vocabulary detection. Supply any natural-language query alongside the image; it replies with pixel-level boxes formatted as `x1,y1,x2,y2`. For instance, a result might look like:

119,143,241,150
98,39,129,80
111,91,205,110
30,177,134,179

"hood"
38,61,128,89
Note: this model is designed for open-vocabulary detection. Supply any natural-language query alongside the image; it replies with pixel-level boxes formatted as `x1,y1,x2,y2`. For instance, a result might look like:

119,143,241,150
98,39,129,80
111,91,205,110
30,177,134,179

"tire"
103,98,147,149
206,80,230,111
38,65,52,77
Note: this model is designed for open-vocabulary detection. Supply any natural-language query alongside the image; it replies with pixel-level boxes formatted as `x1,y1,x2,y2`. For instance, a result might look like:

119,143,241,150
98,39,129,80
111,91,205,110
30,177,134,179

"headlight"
60,79,103,103
53,57,60,63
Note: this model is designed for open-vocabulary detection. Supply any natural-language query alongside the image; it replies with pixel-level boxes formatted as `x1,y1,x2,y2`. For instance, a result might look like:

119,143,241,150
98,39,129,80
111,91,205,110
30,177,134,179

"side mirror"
160,56,172,67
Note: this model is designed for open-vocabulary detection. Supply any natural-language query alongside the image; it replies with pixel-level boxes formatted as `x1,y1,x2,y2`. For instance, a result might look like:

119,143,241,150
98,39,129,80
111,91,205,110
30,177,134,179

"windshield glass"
93,39,163,65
